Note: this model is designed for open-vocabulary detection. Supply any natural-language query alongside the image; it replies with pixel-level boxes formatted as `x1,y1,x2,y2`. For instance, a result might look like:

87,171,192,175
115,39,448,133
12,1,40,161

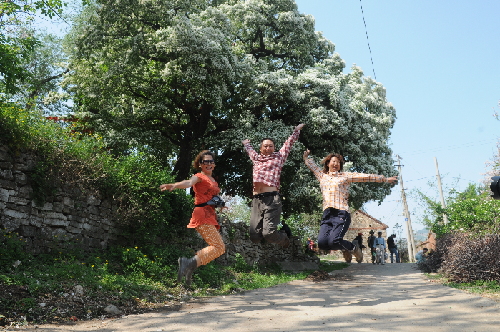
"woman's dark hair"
320,153,345,173
193,150,215,169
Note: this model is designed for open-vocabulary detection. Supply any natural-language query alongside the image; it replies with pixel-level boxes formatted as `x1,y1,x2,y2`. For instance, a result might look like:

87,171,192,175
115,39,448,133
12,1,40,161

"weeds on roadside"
446,280,500,297
0,244,347,326
425,273,500,302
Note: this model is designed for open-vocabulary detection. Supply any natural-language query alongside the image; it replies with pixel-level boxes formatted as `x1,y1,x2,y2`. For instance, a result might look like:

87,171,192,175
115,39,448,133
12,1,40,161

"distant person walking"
242,124,304,248
373,231,386,265
308,238,315,251
303,150,398,264
354,233,366,249
159,150,225,286
387,234,400,263
367,230,377,264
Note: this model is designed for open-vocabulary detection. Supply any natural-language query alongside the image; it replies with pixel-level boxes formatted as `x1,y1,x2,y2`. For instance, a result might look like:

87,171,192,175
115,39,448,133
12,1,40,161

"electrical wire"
359,0,376,80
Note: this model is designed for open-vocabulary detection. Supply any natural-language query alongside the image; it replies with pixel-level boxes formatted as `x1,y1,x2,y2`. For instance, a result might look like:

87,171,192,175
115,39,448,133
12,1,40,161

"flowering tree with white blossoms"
66,0,397,216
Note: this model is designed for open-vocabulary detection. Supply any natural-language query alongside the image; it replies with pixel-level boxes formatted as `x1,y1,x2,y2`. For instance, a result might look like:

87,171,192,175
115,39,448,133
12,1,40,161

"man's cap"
369,230,374,234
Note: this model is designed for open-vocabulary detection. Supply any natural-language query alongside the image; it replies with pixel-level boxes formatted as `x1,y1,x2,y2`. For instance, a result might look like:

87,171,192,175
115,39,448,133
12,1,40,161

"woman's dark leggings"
317,208,355,251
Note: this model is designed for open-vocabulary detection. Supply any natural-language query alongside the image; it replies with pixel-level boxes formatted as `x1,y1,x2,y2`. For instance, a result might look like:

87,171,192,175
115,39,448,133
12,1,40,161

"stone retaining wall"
216,218,319,267
0,146,120,253
0,145,319,269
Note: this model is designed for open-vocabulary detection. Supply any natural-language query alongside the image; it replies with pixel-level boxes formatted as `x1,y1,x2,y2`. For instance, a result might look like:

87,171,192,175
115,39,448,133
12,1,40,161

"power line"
359,0,376,80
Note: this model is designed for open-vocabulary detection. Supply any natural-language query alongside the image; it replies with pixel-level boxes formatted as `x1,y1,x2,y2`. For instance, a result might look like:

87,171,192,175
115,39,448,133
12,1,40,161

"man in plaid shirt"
242,124,304,248
303,149,397,262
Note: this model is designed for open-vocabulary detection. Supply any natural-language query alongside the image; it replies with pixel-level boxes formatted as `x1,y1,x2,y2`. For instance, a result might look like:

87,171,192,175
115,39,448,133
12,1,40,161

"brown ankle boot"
342,250,352,263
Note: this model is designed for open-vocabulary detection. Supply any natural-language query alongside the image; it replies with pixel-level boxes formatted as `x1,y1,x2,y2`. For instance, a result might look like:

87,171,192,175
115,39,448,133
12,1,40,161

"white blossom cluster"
66,0,397,211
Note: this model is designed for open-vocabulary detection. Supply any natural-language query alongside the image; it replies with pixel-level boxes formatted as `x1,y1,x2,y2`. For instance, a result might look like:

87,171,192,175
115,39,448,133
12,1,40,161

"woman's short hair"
321,153,345,173
193,150,215,169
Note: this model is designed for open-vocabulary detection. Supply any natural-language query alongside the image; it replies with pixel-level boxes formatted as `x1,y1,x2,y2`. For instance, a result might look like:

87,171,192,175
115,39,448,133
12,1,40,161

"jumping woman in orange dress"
159,150,225,286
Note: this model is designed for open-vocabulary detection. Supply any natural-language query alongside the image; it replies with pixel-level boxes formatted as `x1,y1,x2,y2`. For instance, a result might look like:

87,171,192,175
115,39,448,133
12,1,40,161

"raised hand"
387,176,398,184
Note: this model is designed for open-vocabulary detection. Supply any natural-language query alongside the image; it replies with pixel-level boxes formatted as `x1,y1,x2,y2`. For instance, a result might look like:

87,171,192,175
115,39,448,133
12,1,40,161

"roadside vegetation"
426,273,500,303
0,229,347,326
415,145,500,298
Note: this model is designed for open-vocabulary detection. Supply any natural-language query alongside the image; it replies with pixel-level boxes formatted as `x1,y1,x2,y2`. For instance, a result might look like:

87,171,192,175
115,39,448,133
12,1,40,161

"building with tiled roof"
346,210,389,263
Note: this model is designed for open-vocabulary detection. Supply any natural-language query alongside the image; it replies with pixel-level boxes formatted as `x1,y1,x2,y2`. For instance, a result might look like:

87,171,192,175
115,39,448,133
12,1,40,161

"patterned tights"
195,224,225,266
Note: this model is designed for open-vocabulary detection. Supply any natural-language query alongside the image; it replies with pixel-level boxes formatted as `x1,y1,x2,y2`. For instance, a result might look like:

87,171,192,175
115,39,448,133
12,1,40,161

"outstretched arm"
279,123,305,156
159,175,200,192
303,149,323,181
242,138,257,159
348,173,399,184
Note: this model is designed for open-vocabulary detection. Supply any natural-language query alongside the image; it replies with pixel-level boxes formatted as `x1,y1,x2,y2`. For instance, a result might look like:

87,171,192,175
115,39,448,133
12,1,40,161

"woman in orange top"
159,150,225,286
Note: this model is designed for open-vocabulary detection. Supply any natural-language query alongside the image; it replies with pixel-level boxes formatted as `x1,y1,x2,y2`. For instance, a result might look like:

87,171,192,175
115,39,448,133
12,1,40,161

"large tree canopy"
66,0,397,215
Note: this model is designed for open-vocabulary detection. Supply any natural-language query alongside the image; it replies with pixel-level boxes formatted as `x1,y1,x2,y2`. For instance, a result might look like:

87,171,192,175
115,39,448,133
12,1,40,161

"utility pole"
395,155,417,262
434,157,449,224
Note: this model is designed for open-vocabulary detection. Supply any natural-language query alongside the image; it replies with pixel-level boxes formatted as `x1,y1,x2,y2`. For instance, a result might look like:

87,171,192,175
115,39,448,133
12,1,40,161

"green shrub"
0,102,192,245
0,230,32,272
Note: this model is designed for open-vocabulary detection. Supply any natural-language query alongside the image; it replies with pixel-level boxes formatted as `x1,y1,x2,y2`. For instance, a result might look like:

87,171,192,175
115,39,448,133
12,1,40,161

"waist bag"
195,195,225,208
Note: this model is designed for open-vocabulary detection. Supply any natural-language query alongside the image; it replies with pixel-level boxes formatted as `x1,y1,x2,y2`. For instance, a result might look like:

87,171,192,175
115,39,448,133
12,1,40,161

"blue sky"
295,0,500,237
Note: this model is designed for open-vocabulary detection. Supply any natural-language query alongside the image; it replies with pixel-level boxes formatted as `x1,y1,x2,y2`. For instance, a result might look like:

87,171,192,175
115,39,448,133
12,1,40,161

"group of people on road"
160,124,398,285
366,231,400,265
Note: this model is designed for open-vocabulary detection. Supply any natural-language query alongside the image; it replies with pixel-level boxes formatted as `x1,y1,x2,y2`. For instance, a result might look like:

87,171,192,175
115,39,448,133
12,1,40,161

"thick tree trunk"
172,104,211,181
173,136,194,182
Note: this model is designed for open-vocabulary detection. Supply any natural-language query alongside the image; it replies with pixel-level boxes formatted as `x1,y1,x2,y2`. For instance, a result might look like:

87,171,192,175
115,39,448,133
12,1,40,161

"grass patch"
319,258,350,273
425,273,500,302
447,280,500,295
0,248,347,327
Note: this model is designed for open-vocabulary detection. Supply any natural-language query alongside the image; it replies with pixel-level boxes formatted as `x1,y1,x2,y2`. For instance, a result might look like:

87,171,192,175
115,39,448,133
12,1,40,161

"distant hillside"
415,228,429,242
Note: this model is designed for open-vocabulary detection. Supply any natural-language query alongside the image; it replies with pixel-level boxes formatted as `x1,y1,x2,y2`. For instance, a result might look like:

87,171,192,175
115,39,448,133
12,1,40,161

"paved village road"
23,263,500,332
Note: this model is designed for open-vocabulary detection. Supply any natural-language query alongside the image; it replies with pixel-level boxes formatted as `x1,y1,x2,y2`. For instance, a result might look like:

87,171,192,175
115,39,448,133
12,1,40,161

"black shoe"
184,257,198,286
177,257,184,283
178,257,198,286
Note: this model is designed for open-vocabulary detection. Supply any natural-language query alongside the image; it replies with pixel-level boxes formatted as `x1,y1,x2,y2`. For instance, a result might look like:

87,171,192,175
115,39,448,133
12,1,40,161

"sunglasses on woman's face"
201,160,215,165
